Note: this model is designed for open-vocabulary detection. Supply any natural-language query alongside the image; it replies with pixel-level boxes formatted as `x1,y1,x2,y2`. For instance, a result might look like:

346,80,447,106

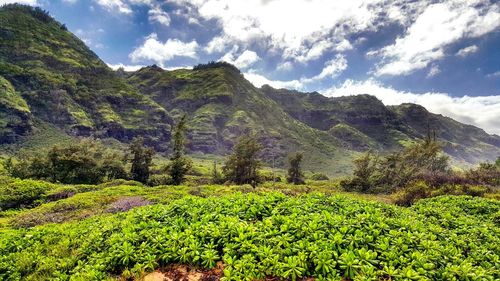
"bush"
394,181,490,206
7,139,127,184
393,180,431,206
0,177,56,210
310,173,329,181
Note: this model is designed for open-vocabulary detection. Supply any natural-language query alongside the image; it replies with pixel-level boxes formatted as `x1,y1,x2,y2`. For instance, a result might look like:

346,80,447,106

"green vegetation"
341,139,500,205
6,139,126,184
0,191,498,280
169,115,192,185
286,152,305,185
222,136,262,187
129,137,154,184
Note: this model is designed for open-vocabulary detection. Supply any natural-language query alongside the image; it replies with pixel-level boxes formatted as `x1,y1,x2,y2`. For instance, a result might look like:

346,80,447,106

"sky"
2,0,500,134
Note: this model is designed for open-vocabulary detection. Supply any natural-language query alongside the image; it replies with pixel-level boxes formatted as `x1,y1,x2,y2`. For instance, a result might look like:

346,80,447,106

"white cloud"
129,33,199,66
373,1,500,76
0,0,38,5
302,54,347,83
148,5,170,26
220,48,261,69
173,0,394,62
94,0,132,14
456,45,479,57
335,39,353,52
244,71,303,89
287,40,334,63
486,71,500,79
323,79,500,135
427,65,441,78
204,36,229,54
107,63,145,71
62,0,78,4
277,61,293,72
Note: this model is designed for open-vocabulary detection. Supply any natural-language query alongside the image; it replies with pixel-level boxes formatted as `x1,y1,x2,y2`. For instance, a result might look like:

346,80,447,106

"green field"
0,178,498,281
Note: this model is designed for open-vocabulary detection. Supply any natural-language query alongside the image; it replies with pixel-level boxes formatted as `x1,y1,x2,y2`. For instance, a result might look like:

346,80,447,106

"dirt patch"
140,263,223,281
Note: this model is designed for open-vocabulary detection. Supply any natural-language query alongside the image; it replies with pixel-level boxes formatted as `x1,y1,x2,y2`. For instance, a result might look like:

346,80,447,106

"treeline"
341,137,500,205
4,116,308,187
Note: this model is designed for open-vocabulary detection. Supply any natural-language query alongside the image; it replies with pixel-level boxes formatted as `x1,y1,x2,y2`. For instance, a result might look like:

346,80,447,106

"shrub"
310,173,329,181
0,177,56,210
7,139,127,184
393,181,431,206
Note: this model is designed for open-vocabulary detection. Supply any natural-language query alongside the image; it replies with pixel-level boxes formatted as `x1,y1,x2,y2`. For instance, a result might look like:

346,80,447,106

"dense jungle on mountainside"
0,2,499,281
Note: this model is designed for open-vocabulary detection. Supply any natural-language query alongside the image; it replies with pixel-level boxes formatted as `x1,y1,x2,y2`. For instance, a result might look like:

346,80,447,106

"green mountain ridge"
1,4,499,174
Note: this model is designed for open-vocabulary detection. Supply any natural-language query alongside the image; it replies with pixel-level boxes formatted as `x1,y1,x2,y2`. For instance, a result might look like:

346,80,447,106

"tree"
223,136,261,187
129,137,155,184
349,151,378,192
169,115,192,185
287,152,305,184
211,161,224,184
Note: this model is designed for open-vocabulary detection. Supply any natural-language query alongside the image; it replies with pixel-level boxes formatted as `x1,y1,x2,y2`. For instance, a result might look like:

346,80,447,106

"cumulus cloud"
427,65,441,78
244,71,303,89
302,54,348,83
107,63,145,71
148,5,170,26
173,0,394,63
204,36,230,54
373,1,499,76
94,0,132,14
221,49,261,69
323,79,500,135
277,61,293,72
456,45,479,57
129,33,198,66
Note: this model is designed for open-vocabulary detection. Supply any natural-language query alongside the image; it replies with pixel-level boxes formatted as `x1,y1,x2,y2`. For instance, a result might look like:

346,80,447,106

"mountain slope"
126,63,355,174
262,86,500,164
0,4,171,148
0,4,498,173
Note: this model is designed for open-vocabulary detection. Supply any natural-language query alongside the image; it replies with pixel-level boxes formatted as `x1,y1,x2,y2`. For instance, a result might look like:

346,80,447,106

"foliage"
210,161,224,184
169,115,192,185
129,137,155,184
286,152,305,185
223,136,262,187
7,139,126,184
0,193,498,280
466,162,500,186
193,61,241,73
0,177,56,210
310,173,329,181
342,140,450,193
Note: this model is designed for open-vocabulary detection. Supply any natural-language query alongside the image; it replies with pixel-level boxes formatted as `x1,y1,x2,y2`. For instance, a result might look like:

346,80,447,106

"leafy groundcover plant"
0,193,498,280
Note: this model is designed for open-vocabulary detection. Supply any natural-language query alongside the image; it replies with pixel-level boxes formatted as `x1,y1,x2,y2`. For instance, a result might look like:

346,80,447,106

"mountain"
1,5,499,173
0,4,171,148
262,86,500,165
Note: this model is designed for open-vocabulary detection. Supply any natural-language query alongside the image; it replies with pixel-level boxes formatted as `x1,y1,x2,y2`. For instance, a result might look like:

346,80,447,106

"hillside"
1,4,499,173
262,86,500,165
0,4,171,148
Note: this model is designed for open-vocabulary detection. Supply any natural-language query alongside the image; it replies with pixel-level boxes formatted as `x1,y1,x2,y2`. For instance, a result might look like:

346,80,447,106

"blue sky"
3,0,500,134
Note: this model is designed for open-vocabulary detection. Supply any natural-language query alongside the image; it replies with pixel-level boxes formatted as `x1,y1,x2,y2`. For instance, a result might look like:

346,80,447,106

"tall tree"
211,160,224,184
223,135,261,187
287,152,305,184
129,137,154,184
169,115,192,185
